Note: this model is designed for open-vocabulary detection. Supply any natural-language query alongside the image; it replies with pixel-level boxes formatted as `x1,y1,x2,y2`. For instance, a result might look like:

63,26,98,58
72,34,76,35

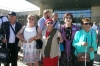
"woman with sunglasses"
41,19,63,66
72,18,97,66
60,12,80,66
16,14,41,66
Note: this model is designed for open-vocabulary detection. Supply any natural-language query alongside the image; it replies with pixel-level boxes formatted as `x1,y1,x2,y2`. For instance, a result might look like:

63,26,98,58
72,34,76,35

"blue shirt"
72,29,97,60
38,17,46,30
53,20,60,30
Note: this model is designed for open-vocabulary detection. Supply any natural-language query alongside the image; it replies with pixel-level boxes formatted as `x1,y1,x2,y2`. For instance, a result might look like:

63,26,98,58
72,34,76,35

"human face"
46,13,51,19
64,15,72,24
46,21,53,29
53,14,58,20
8,15,16,23
82,22,92,32
27,16,35,26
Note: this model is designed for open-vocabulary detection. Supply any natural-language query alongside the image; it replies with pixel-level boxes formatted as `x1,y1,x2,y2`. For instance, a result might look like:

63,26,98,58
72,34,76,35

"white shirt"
53,20,60,30
9,23,16,43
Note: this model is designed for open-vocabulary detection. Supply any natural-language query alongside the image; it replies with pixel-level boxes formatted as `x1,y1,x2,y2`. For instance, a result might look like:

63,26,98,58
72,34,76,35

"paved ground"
1,44,100,66
93,44,100,66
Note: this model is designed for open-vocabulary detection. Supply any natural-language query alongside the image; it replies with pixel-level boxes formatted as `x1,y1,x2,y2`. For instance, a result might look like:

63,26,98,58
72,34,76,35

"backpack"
0,16,4,25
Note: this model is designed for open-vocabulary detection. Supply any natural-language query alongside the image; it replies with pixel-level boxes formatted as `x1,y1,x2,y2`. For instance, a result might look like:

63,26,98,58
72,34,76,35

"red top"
46,30,51,38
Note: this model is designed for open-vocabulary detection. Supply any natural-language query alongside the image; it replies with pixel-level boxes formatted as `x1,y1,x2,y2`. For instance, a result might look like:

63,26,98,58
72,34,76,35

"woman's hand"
28,37,36,43
19,34,24,40
81,42,88,46
58,31,63,43
89,47,94,52
2,38,7,43
23,39,27,43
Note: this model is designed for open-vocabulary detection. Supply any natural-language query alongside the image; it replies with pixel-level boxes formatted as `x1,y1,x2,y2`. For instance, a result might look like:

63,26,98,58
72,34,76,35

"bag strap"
53,21,57,27
22,26,26,34
9,23,16,35
36,26,38,33
86,32,92,47
44,28,57,56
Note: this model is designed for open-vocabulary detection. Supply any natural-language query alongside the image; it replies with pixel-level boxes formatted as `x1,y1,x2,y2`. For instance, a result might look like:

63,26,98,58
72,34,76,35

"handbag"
36,26,43,49
77,52,90,62
0,47,10,63
36,39,43,49
59,43,64,51
18,40,23,47
0,26,11,63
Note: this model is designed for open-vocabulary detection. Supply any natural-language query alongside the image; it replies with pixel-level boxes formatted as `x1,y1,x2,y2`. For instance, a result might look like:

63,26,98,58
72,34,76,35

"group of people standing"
0,10,97,66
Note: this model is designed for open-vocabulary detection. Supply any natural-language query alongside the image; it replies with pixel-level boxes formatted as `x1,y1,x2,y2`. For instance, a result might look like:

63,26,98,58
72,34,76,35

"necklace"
64,27,72,40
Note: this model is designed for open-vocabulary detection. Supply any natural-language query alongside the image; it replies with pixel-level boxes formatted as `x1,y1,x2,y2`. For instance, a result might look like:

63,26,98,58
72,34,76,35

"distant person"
52,13,60,30
91,22,99,54
91,22,98,32
38,10,51,32
0,14,8,28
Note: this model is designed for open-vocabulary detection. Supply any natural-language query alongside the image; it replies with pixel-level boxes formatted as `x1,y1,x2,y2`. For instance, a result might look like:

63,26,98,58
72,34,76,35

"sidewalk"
93,44,100,66
1,45,100,66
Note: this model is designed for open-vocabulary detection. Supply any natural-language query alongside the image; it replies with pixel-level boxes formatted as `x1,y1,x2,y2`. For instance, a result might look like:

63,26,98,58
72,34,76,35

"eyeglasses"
47,22,53,24
83,23,92,25
28,18,34,21
65,17,72,19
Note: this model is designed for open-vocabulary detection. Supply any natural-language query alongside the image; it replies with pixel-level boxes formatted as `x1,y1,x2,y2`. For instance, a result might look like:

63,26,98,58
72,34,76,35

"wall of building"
91,6,100,26
0,9,39,16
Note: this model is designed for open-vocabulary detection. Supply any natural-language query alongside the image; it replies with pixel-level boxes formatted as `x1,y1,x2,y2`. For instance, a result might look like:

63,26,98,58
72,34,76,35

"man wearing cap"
0,11,22,66
38,10,51,32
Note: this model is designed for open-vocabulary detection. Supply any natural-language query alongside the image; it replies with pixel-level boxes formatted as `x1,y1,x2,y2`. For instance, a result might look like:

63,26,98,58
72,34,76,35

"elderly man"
0,11,22,66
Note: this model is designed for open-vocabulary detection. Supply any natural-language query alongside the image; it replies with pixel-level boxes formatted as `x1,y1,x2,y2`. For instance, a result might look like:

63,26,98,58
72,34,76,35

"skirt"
43,56,58,66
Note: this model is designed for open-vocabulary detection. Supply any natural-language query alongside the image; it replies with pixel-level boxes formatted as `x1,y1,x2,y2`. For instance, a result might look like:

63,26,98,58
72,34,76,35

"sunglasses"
47,22,53,24
65,17,72,19
28,18,34,21
83,23,91,25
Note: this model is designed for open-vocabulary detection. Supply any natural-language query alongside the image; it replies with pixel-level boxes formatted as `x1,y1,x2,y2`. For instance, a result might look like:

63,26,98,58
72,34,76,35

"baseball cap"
8,11,16,16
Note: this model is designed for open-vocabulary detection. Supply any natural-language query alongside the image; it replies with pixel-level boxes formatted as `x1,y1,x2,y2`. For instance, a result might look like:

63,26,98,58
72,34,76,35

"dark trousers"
4,43,18,66
76,60,93,66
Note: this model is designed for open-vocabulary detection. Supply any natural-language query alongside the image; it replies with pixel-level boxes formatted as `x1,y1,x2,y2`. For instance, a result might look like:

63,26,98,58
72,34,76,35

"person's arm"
58,30,63,43
90,32,97,52
72,31,83,50
33,27,42,40
16,26,25,41
0,23,6,43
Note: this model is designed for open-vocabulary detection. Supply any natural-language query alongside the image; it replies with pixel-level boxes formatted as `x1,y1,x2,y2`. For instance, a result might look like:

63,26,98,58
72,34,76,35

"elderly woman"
16,14,41,66
72,18,97,66
41,19,63,66
60,13,79,66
